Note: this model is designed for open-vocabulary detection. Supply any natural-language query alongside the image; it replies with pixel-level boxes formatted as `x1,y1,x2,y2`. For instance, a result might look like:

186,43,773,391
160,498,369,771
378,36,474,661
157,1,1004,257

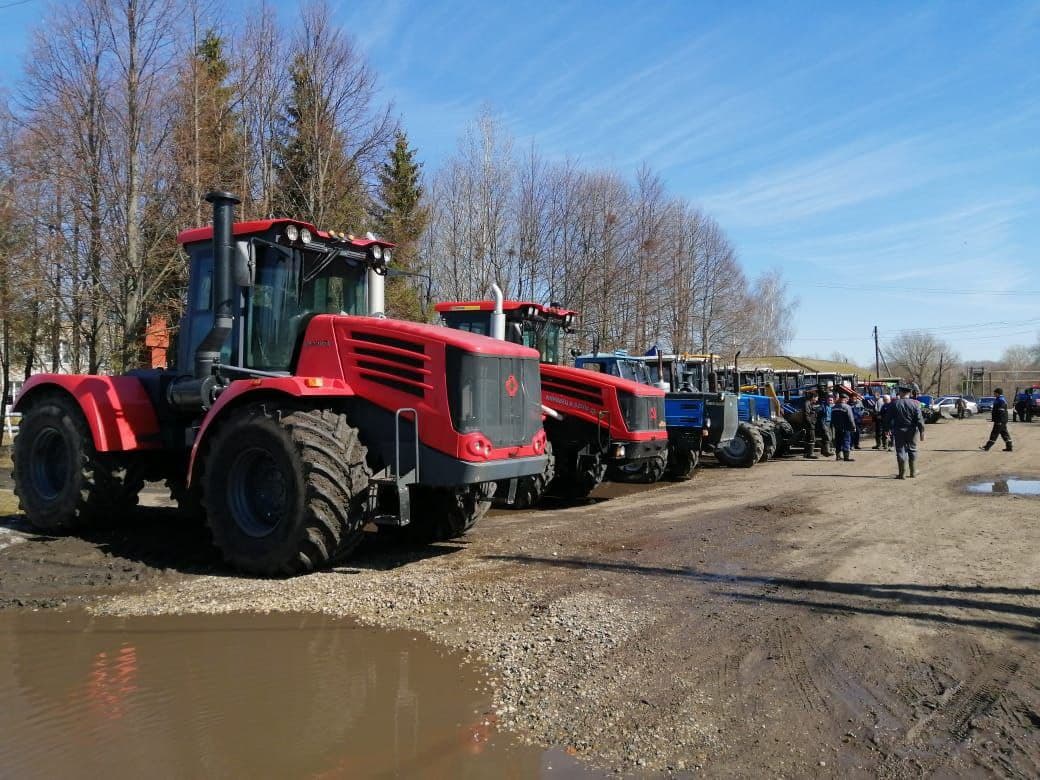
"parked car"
931,396,978,417
977,396,995,413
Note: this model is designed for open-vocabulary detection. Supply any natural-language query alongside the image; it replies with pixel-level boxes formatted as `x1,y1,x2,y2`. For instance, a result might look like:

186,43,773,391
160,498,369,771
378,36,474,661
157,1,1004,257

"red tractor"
435,291,667,507
12,193,548,575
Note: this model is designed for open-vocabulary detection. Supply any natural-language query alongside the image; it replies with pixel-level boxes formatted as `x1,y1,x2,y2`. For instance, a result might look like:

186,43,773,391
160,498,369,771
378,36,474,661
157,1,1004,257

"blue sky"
2,0,1037,365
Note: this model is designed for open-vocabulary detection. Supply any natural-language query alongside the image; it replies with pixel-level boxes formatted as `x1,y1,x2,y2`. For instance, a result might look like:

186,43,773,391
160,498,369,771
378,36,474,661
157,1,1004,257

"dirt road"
2,418,1038,776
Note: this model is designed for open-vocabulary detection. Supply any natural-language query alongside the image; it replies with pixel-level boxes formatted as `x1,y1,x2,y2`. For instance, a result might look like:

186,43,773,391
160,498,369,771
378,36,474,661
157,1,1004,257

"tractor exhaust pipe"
489,283,506,341
733,350,741,394
195,191,240,379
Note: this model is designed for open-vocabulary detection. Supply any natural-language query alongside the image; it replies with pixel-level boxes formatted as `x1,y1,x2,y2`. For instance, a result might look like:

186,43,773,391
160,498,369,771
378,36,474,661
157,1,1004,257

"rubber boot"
981,442,993,451
844,451,854,462
835,452,841,461
908,460,915,478
897,460,906,480
1004,444,1013,452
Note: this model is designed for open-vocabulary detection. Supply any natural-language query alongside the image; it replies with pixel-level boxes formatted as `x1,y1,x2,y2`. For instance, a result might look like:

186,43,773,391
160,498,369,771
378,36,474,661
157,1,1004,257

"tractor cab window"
439,311,492,336
244,245,366,371
538,319,563,365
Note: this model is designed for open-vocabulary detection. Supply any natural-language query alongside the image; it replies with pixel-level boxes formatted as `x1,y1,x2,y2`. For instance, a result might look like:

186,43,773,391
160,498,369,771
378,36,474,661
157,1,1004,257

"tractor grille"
445,348,542,448
617,391,665,433
347,330,429,398
665,395,705,428
541,374,603,406
737,396,752,422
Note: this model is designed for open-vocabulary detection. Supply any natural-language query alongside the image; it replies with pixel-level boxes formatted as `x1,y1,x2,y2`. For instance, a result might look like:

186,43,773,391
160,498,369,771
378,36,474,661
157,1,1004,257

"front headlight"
299,228,312,244
285,224,299,242
383,248,392,265
371,244,383,262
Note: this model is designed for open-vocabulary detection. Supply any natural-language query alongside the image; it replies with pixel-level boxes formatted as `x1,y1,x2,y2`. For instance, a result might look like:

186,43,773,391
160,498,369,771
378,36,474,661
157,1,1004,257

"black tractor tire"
549,450,607,499
715,422,764,468
774,418,795,457
203,405,371,576
12,392,143,533
166,475,205,521
502,441,555,510
609,454,667,484
399,482,496,544
758,423,777,463
665,444,699,481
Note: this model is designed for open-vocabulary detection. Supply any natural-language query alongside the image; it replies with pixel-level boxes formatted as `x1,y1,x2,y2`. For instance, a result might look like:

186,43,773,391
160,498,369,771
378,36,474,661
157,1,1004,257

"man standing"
890,386,926,479
981,388,1013,452
816,394,834,458
879,394,894,450
801,390,819,459
831,394,856,461
955,397,967,419
850,397,864,449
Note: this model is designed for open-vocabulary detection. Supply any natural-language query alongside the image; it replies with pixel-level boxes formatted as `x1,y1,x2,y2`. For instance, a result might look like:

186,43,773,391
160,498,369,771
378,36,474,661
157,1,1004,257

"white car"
932,396,978,417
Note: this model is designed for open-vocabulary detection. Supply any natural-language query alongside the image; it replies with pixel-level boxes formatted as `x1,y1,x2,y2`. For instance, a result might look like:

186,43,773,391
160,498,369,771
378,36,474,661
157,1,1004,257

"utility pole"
937,353,944,395
873,325,880,380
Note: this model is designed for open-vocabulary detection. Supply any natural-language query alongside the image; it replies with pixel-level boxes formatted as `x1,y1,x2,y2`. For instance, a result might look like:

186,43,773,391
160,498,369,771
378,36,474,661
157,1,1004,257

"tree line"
0,0,797,433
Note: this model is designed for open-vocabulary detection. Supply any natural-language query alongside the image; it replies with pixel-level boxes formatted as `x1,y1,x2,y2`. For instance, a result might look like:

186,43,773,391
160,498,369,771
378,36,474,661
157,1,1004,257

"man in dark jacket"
831,394,857,461
816,394,834,457
890,386,926,479
981,388,1013,452
801,391,819,459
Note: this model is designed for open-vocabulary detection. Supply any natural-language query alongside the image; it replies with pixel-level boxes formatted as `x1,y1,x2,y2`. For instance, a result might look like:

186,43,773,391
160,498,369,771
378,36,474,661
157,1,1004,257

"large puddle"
966,478,1040,496
0,610,591,777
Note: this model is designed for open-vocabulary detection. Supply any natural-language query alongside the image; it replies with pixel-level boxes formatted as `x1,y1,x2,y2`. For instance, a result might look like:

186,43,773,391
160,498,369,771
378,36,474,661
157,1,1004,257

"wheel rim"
227,447,289,538
29,427,72,501
726,436,748,459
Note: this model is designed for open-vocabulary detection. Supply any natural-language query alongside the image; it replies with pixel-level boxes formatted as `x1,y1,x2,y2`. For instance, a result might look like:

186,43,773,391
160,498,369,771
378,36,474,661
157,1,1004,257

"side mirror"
234,240,255,287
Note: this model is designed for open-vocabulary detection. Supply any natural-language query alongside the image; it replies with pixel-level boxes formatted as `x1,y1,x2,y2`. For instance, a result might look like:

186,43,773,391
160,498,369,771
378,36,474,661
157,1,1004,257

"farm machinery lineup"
12,193,549,575
434,295,669,506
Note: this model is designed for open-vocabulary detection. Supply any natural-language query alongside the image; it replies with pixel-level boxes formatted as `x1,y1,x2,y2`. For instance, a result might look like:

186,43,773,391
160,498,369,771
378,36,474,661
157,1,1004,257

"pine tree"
374,131,429,320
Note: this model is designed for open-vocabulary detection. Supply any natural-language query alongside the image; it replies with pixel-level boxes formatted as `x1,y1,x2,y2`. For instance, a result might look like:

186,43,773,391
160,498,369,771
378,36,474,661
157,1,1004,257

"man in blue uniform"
831,394,856,461
890,386,926,479
981,388,1013,452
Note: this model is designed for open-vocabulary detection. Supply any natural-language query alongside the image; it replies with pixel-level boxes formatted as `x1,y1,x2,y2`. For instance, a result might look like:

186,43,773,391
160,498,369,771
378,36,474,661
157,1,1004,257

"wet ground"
0,609,590,778
965,477,1040,496
2,421,1040,775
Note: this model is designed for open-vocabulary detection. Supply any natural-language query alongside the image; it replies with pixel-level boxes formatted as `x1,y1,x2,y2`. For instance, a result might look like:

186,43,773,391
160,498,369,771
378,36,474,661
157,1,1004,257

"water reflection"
0,611,589,778
966,478,1040,496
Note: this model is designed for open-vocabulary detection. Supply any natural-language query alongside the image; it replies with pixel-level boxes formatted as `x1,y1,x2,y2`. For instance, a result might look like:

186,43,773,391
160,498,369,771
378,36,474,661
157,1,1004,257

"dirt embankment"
2,421,1039,776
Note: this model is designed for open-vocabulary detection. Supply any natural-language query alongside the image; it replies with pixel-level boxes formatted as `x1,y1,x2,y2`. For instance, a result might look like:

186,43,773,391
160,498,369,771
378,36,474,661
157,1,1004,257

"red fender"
186,376,356,486
14,374,162,452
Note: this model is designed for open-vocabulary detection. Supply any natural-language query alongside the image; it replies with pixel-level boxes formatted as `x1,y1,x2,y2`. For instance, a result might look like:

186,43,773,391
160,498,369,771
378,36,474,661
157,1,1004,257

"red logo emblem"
505,375,519,397
649,406,658,421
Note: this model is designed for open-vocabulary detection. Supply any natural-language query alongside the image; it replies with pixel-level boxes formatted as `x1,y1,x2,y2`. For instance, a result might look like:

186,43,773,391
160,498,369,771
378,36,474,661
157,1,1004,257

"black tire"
758,424,776,463
665,444,698,481
715,422,764,468
609,454,667,484
166,474,204,521
774,418,795,457
549,449,606,499
501,441,555,509
202,405,371,576
400,482,496,544
12,392,142,533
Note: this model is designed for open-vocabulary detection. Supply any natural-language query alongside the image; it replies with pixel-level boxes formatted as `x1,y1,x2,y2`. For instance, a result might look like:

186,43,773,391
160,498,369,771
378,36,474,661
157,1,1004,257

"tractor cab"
573,352,653,384
177,219,391,375
434,299,577,366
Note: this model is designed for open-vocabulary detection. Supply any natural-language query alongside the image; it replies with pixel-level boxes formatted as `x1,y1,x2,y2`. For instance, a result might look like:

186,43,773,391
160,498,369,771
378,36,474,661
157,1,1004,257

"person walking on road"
816,394,834,457
801,390,819,459
890,386,926,479
832,395,856,461
850,397,864,449
955,397,967,419
878,394,894,450
981,388,1013,452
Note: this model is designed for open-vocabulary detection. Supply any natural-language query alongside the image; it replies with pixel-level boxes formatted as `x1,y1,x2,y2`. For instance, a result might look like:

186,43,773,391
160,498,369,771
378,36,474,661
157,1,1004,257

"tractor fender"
186,376,356,486
14,374,162,452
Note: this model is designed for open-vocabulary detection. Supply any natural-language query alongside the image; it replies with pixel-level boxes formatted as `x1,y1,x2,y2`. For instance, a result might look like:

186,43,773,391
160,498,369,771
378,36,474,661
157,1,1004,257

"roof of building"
744,355,870,375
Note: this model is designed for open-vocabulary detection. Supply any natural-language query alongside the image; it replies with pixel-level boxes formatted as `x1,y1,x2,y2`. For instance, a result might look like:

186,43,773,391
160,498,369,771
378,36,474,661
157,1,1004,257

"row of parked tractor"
7,194,877,577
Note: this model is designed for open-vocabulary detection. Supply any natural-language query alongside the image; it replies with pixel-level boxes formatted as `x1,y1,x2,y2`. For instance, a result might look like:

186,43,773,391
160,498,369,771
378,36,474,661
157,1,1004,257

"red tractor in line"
435,291,668,508
12,193,548,575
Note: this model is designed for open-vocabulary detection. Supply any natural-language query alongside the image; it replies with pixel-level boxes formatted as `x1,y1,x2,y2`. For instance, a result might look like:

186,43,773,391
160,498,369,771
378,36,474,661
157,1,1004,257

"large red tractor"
12,193,548,575
435,292,667,507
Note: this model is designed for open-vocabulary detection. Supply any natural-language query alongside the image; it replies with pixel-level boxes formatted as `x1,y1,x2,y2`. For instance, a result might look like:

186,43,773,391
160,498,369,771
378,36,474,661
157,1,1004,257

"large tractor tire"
665,444,699,481
549,449,607,499
500,441,555,509
773,418,795,457
12,392,143,533
203,405,371,576
609,454,667,484
400,482,496,544
715,422,764,468
757,423,777,463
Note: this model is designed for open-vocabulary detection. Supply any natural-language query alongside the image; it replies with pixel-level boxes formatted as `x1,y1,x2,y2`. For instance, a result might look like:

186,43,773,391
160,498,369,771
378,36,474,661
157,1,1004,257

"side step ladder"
372,408,420,527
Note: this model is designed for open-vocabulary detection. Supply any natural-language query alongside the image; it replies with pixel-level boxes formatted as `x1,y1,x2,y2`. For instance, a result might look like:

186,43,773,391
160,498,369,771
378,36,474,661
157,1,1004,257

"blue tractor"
574,352,743,476
713,365,796,461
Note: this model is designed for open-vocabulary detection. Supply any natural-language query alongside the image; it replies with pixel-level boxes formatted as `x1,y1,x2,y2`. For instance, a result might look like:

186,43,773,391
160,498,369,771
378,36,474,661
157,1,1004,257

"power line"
0,0,36,9
809,283,1040,296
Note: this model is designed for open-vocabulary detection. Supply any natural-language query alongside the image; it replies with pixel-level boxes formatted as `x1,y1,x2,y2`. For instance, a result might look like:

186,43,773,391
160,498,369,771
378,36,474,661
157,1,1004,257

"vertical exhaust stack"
489,283,506,341
367,268,386,316
194,191,241,379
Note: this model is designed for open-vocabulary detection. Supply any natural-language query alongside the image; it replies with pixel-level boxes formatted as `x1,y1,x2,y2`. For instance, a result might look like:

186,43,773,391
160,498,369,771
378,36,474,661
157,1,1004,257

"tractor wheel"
609,454,667,484
550,450,607,499
166,475,204,521
715,422,764,468
774,418,795,457
203,405,371,576
665,444,698,481
758,423,776,463
399,482,496,544
503,441,555,509
12,392,142,533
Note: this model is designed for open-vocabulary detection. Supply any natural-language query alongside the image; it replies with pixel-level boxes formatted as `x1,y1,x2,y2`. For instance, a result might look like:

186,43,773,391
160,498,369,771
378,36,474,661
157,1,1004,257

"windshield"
245,245,367,371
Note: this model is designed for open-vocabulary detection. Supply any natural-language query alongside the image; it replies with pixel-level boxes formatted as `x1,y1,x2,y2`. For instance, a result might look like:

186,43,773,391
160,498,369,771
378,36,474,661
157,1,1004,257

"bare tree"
885,330,957,393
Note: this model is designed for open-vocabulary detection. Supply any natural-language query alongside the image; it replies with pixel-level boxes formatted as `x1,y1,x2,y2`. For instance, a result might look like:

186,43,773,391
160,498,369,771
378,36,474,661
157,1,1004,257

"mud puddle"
0,610,593,778
966,477,1040,495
